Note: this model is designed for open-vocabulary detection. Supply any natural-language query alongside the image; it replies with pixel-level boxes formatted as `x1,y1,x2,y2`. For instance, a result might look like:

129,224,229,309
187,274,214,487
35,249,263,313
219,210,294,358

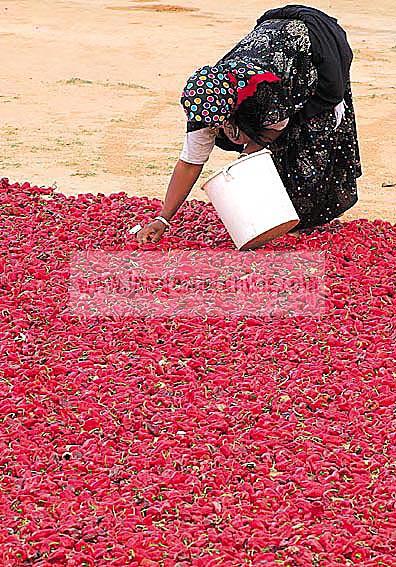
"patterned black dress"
217,18,361,229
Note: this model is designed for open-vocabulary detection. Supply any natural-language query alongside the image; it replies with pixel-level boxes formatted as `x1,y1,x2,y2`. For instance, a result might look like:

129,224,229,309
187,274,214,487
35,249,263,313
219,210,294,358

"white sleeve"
179,128,216,165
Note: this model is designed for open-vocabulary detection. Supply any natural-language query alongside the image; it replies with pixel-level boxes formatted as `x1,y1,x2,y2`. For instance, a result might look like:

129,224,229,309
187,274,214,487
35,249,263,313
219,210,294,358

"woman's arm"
136,160,203,244
159,159,203,220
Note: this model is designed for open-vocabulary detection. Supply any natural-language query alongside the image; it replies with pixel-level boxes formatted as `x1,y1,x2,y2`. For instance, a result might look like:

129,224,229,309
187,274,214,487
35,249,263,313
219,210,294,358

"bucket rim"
201,148,273,191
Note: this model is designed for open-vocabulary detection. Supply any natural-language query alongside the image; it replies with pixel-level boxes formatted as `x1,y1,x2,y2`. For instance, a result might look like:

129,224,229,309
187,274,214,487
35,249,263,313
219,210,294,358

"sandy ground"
1,0,395,223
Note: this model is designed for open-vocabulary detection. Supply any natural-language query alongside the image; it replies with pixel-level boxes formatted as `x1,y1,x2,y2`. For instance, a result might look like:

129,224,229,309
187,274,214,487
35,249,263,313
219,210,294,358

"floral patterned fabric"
217,20,318,128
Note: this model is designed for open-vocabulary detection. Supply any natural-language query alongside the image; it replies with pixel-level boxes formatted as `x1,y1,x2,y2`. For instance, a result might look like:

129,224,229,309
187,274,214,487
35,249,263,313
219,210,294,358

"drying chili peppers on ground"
0,178,395,566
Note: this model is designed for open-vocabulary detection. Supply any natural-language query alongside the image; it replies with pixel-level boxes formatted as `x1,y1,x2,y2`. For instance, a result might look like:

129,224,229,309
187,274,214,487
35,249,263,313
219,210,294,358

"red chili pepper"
0,177,395,565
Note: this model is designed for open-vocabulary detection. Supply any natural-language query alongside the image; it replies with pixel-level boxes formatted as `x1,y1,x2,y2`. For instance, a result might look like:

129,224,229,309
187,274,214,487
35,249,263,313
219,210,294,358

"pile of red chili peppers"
0,178,395,566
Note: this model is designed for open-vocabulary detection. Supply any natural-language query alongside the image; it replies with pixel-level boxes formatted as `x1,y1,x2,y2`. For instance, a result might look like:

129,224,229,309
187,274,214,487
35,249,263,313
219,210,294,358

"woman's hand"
243,141,265,155
134,160,204,246
239,126,287,157
136,220,167,244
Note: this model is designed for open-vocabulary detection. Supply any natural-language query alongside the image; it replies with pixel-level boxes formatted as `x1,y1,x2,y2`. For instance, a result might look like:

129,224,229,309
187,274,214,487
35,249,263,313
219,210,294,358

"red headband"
227,71,281,107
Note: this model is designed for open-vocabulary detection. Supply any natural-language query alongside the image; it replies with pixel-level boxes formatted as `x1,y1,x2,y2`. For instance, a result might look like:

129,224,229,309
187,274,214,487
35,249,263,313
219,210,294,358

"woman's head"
180,62,281,132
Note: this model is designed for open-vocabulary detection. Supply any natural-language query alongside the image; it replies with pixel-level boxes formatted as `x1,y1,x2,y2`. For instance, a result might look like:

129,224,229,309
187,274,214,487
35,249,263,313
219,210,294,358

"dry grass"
107,4,198,13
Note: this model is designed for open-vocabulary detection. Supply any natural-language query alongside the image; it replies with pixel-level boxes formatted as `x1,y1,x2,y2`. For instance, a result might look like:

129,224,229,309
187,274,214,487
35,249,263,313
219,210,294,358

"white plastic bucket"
202,149,300,250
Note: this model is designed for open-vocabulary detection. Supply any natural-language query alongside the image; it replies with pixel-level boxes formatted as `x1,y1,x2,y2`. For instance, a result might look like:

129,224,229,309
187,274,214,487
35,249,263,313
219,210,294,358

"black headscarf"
258,5,353,120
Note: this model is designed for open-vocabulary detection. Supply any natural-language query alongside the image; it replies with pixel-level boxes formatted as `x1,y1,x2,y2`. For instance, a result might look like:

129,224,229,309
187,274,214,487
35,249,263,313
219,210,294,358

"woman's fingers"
151,230,163,243
146,227,158,243
136,221,166,244
136,226,151,244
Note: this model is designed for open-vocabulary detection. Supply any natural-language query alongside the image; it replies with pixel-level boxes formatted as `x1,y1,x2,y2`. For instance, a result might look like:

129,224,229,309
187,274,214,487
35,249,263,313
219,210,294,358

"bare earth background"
1,0,395,222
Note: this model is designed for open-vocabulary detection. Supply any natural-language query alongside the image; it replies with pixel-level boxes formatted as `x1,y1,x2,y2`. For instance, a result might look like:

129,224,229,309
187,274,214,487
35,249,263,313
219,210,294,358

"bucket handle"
222,163,234,181
222,148,272,180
